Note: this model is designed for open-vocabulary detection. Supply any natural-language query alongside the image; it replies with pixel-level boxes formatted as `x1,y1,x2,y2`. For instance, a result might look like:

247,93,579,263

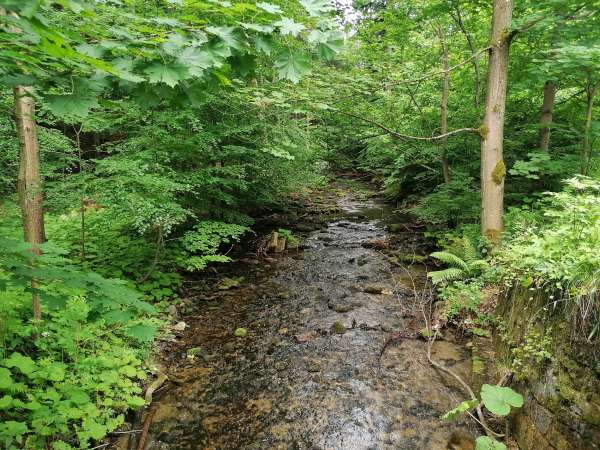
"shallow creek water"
146,185,476,449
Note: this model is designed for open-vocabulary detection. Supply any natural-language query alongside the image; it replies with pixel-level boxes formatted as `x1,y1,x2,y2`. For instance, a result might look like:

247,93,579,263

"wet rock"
387,223,405,233
330,321,346,334
295,332,314,343
363,283,387,294
296,223,316,232
356,256,369,266
307,362,321,372
217,277,244,290
168,304,178,317
172,321,187,331
222,342,236,353
328,301,354,313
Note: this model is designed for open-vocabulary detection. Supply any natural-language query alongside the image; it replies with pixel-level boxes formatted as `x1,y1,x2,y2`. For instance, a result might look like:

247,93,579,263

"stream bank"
137,178,479,449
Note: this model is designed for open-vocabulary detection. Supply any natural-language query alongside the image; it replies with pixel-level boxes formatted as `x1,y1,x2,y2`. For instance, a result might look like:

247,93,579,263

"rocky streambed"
141,180,478,449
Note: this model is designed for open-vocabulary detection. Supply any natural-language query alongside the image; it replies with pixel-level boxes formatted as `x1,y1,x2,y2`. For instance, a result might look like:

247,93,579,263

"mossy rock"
234,327,248,337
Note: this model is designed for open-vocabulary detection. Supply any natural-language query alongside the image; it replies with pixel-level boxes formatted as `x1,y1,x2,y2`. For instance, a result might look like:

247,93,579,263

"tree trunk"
14,85,45,321
539,80,556,152
438,26,452,184
581,78,598,175
480,0,512,243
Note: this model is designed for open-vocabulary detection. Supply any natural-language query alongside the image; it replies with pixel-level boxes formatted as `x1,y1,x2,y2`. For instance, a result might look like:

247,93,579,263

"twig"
384,47,491,86
136,406,157,450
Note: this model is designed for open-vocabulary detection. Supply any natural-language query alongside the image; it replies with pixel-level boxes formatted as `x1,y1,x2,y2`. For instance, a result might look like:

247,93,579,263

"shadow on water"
145,182,477,450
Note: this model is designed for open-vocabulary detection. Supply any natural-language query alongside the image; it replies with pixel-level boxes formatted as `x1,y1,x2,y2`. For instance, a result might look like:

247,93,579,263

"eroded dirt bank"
143,180,477,449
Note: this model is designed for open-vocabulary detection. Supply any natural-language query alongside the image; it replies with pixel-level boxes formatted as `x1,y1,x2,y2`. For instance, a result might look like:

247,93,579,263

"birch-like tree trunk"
539,80,556,152
480,0,512,243
439,26,452,183
14,85,45,321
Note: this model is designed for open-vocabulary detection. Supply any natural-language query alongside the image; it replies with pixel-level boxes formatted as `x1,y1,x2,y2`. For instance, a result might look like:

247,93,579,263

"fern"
429,267,465,285
429,250,489,285
430,251,470,271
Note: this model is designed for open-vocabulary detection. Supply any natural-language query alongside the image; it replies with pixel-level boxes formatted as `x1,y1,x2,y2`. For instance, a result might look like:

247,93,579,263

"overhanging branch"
334,109,479,142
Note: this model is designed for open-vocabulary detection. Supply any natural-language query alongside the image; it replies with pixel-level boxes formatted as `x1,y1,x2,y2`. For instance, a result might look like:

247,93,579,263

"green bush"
0,239,156,449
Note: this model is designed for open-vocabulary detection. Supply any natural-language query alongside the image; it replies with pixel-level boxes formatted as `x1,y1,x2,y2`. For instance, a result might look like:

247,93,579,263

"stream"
144,181,477,450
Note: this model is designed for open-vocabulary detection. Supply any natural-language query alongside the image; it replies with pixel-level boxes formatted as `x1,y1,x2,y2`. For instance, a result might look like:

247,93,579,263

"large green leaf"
299,0,333,17
0,368,13,390
206,26,242,50
481,384,524,416
475,436,507,450
256,2,282,14
4,353,36,376
144,62,189,88
275,52,311,83
253,35,273,55
46,92,99,120
125,324,157,343
178,47,218,76
274,18,306,37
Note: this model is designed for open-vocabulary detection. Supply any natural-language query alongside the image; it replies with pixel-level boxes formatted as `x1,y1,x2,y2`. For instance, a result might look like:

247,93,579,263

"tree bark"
480,0,512,243
581,77,598,175
14,85,45,321
438,26,452,183
539,80,556,152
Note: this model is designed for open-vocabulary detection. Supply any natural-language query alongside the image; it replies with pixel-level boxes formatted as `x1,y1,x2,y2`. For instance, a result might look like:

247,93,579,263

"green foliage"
0,239,156,449
277,228,299,248
509,327,553,380
441,399,478,421
443,384,523,450
180,221,249,271
480,384,524,416
412,176,480,226
496,177,600,337
475,436,507,450
428,238,489,285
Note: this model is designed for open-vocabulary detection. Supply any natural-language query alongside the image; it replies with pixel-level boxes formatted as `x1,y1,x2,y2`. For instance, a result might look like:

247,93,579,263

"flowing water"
145,182,477,450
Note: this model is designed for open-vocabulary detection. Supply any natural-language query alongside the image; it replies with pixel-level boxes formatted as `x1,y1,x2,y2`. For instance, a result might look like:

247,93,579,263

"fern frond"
428,268,465,284
468,259,489,273
430,251,469,271
460,237,478,262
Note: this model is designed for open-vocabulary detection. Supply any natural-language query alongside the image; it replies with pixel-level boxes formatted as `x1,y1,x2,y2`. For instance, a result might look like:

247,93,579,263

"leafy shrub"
496,176,600,338
178,221,250,271
412,175,480,225
437,280,493,333
0,239,156,449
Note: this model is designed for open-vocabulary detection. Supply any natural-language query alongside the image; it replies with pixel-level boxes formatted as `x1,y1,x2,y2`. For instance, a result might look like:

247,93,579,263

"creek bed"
145,182,477,449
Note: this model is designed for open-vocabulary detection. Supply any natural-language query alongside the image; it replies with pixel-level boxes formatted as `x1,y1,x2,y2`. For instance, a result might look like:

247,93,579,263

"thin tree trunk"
539,80,556,152
14,85,45,321
480,0,512,243
581,79,598,176
438,26,452,183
